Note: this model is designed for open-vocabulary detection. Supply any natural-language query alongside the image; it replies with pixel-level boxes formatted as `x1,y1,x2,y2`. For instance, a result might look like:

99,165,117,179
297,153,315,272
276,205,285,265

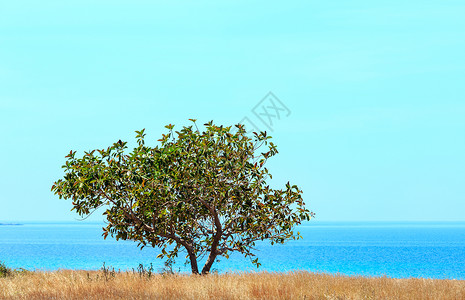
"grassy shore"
1,269,465,300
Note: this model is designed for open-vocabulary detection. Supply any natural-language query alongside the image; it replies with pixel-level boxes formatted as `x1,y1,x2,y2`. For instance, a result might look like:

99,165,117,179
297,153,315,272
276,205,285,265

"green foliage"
52,120,313,274
0,261,13,277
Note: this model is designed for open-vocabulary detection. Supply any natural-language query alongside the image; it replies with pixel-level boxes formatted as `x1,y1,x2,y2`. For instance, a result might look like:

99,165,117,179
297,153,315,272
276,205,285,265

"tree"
51,120,313,275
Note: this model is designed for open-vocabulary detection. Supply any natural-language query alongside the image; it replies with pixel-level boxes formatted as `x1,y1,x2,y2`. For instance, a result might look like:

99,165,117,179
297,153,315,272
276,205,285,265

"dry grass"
1,270,464,300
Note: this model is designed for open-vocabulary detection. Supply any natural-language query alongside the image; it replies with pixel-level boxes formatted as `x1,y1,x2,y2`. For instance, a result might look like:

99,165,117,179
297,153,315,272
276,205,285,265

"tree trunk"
201,251,217,275
201,223,222,275
187,249,200,275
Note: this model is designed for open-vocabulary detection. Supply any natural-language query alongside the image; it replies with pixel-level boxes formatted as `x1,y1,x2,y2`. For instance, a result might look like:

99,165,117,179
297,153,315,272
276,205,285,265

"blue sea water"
1,221,465,279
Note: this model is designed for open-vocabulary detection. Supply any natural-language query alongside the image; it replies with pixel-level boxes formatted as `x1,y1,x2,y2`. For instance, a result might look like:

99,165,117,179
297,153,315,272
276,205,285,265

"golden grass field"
1,270,465,300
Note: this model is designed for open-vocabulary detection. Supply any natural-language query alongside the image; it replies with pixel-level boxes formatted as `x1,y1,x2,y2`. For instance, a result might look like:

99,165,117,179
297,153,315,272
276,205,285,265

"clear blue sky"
1,1,464,222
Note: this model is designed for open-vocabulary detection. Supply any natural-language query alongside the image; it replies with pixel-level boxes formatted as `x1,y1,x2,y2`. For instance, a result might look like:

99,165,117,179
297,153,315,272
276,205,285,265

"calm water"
1,221,464,279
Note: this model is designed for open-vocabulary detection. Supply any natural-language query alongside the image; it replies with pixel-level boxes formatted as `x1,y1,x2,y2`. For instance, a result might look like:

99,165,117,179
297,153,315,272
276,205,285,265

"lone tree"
52,120,313,275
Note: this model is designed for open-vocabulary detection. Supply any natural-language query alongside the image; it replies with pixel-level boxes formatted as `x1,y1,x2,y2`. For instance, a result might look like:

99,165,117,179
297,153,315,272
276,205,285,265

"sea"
1,221,464,279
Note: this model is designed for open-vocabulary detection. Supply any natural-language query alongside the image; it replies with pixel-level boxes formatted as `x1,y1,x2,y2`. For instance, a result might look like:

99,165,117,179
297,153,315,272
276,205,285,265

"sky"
0,1,464,222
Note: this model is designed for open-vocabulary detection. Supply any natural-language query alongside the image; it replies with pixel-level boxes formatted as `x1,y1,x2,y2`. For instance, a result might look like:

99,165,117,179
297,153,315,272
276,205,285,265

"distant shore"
0,223,22,226
1,270,464,299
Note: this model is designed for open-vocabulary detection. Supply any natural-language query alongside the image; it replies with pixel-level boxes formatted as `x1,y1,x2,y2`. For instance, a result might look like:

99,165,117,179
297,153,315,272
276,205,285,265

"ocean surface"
1,221,464,279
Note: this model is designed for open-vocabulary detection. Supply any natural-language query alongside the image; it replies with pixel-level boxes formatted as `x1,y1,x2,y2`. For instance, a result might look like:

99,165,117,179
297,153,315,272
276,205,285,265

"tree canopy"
51,120,313,274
